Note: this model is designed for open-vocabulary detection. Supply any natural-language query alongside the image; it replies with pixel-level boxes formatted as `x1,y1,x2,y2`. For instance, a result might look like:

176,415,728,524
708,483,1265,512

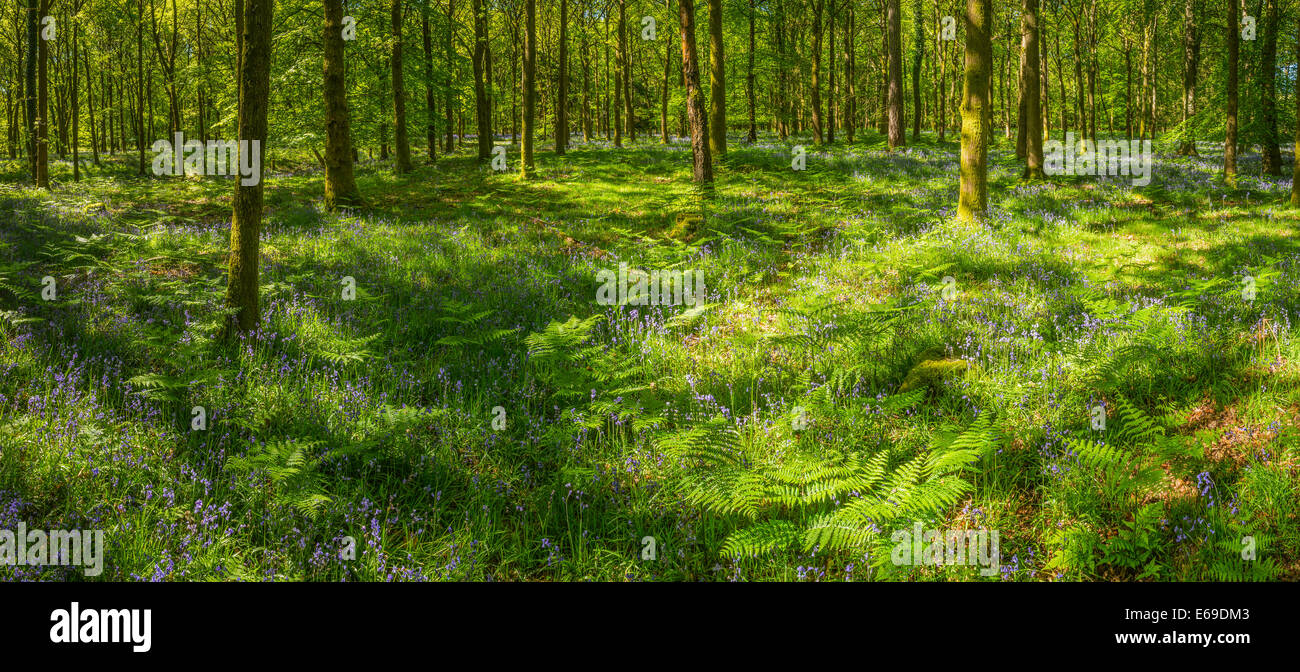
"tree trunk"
958,0,991,221
323,0,361,208
445,0,455,153
1021,0,1043,178
1261,0,1281,174
1177,0,1200,156
1225,0,1238,180
707,0,725,155
886,0,905,149
910,0,922,141
556,0,568,154
746,0,756,142
422,9,438,162
472,0,491,160
521,0,536,176
224,0,274,336
679,0,712,183
391,0,413,173
811,0,824,144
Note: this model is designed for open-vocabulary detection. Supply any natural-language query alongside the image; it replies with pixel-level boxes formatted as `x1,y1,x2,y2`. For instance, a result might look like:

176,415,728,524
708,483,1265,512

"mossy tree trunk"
1021,0,1044,179
679,0,713,184
224,0,273,336
886,0,905,150
391,0,413,174
556,0,568,155
707,0,725,155
957,0,990,221
323,0,361,209
521,0,536,177
1224,0,1238,182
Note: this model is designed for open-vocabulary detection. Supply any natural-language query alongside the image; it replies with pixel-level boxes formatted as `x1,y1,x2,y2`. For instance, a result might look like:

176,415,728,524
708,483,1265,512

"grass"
1,129,1298,582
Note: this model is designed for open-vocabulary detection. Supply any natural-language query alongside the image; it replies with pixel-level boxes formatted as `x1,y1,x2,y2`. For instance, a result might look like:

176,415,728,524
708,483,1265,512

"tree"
391,0,413,173
1260,0,1281,175
1224,0,1238,181
521,0,536,177
746,0,756,143
556,0,569,155
1176,0,1200,156
707,0,725,155
1292,13,1300,207
910,0,922,141
224,0,274,336
421,4,438,162
958,0,990,221
323,0,362,208
1020,0,1043,178
886,0,905,150
472,0,491,160
25,0,37,185
811,0,824,145
679,0,712,184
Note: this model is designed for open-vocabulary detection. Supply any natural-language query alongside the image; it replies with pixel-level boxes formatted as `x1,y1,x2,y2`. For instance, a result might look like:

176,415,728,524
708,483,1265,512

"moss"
899,350,970,393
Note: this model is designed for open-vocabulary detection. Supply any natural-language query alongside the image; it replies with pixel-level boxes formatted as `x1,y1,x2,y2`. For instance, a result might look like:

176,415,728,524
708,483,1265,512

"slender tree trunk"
910,0,923,141
811,0,824,144
1290,14,1300,205
845,3,855,143
707,0,725,155
71,1,79,180
521,0,536,175
445,0,455,153
556,0,569,154
958,0,991,221
1225,0,1238,180
746,0,756,142
614,1,624,147
886,0,905,149
662,0,673,143
679,0,713,183
323,0,361,208
224,0,274,336
422,9,438,162
1021,0,1043,178
392,0,413,173
472,0,491,160
25,1,37,184
1177,0,1200,155
1261,0,1281,174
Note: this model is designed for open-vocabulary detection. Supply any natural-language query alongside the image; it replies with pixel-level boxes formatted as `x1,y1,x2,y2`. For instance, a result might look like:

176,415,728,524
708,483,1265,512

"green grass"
1,130,1297,582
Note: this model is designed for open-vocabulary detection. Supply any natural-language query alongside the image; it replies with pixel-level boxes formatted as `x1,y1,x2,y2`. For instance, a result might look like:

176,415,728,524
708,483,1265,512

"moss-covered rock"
899,349,970,392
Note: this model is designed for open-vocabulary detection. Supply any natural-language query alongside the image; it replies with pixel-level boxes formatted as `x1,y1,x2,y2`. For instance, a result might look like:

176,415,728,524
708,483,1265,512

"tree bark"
392,0,413,173
521,0,536,176
1021,0,1043,179
958,0,991,221
679,0,712,183
323,0,361,208
556,0,568,154
886,0,905,149
1225,0,1238,180
224,0,274,336
1261,0,1281,174
707,0,725,155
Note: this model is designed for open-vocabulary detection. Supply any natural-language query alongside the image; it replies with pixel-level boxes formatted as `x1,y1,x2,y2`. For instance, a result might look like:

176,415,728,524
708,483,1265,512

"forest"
0,0,1298,582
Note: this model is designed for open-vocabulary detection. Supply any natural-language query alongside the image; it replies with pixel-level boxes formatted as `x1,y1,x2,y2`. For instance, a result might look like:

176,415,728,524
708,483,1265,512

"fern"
225,438,333,519
661,411,999,559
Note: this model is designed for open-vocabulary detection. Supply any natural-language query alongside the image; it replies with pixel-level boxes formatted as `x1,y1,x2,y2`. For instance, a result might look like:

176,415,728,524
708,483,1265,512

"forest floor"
2,131,1298,581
